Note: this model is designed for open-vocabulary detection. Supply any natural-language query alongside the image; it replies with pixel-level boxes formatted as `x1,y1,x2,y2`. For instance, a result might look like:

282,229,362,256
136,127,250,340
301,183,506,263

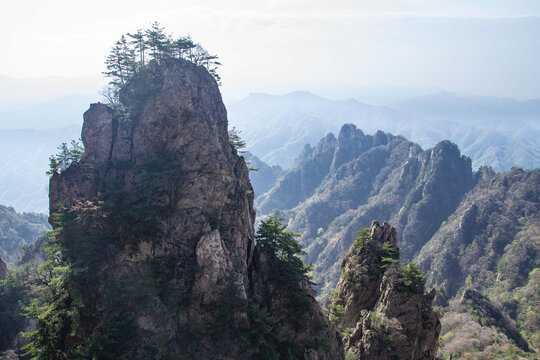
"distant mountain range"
0,204,49,263
0,125,81,213
228,91,540,171
0,94,95,130
1,89,539,213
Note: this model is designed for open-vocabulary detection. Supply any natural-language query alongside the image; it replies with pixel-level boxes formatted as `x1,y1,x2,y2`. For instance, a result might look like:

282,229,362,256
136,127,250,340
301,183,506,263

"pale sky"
2,0,540,101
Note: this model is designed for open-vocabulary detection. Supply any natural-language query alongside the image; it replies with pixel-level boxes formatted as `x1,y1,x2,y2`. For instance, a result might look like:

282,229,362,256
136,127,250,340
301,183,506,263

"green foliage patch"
47,139,84,176
256,211,313,317
398,262,426,294
352,227,371,249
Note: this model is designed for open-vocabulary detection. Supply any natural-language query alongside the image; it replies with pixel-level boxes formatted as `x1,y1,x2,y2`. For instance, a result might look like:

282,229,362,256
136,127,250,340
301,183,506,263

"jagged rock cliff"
257,124,474,302
329,222,440,360
43,58,342,359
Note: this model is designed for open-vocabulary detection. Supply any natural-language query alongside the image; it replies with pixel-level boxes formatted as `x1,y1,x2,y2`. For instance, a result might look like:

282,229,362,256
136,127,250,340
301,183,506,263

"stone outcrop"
329,221,440,360
0,349,18,360
47,58,342,359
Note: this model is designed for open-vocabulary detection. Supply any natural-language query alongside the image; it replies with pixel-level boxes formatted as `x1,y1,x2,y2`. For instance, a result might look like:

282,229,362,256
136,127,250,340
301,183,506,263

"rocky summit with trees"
102,21,221,103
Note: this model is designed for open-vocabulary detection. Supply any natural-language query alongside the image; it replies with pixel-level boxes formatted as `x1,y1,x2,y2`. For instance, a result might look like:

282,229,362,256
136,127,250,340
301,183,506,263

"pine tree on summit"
103,35,136,92
127,29,147,65
145,21,168,59
172,36,196,60
102,22,222,102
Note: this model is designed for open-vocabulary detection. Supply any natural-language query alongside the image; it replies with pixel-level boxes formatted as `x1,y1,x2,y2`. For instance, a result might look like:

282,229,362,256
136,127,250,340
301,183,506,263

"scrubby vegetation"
256,211,312,282
46,139,84,176
398,262,425,294
439,310,534,359
256,211,313,318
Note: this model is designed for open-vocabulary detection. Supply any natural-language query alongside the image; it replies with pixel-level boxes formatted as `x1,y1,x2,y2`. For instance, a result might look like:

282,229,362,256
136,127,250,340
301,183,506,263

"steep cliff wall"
42,58,342,359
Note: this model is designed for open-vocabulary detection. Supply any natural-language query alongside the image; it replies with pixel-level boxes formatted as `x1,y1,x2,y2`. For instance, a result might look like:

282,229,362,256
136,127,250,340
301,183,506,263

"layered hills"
0,125,81,213
257,124,474,301
3,90,539,214
256,124,539,358
228,91,540,172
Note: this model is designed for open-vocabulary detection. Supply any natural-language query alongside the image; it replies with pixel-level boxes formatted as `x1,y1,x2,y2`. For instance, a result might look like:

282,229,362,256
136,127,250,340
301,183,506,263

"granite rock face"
329,222,440,360
47,58,342,359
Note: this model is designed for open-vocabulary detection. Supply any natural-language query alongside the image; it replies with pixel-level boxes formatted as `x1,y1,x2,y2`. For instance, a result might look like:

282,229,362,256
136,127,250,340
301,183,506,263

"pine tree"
256,211,311,280
127,29,147,65
46,140,84,175
228,127,246,152
103,35,136,88
172,36,196,60
145,21,167,60
191,45,222,83
103,23,223,96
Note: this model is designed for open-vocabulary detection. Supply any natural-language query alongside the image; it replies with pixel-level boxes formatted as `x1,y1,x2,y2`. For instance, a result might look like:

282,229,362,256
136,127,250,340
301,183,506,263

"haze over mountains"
0,57,538,359
228,91,540,172
1,88,539,213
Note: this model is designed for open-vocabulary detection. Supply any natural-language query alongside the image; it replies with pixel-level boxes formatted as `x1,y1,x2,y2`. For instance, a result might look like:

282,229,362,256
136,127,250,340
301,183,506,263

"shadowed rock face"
330,222,440,360
48,58,343,359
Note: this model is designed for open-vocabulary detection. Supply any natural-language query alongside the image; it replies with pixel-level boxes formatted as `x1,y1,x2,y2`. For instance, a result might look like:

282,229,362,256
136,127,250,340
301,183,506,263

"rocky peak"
329,221,440,360
370,220,397,245
256,131,338,213
256,125,405,215
45,58,342,359
395,139,474,260
296,143,315,164
315,132,337,155
331,124,371,172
